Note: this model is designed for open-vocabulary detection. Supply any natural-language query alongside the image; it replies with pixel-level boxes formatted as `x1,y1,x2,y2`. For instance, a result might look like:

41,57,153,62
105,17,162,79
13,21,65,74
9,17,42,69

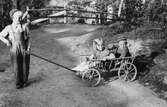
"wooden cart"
80,56,137,86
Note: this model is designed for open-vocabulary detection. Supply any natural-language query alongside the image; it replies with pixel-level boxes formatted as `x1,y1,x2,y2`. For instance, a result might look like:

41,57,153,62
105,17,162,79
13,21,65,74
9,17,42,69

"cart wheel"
82,68,101,87
118,63,137,82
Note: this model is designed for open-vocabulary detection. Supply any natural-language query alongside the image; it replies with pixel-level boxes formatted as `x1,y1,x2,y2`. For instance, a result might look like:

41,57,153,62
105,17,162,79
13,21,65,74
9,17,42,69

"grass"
90,22,167,101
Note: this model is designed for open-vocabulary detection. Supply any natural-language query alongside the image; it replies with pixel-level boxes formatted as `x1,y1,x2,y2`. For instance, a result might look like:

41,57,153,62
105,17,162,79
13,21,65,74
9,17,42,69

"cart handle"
31,53,76,73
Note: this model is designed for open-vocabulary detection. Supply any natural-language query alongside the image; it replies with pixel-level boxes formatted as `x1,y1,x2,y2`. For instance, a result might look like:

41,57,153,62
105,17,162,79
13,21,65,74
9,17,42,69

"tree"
0,0,50,30
0,0,12,30
95,0,111,24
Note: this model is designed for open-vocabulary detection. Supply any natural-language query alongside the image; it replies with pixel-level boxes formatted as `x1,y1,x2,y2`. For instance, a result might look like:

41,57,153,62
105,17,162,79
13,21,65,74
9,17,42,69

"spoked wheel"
118,63,137,82
82,68,101,87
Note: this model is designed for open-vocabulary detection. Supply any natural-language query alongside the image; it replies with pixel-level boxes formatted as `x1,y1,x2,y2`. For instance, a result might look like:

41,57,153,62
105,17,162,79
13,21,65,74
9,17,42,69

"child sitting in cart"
108,36,131,58
73,38,115,75
73,37,131,75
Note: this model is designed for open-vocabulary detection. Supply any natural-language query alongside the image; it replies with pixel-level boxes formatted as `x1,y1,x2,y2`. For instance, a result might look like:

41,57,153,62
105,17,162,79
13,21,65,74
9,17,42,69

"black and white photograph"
0,0,167,107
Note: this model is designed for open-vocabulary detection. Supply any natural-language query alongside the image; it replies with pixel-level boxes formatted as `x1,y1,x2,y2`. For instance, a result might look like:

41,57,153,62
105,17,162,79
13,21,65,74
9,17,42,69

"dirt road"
0,24,166,107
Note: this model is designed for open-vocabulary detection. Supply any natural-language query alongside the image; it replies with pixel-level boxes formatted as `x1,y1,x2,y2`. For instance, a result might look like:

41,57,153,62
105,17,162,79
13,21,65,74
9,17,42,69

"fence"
28,7,121,25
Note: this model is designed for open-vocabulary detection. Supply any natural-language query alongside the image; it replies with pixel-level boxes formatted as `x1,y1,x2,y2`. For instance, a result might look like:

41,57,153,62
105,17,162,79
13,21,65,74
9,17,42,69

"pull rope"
30,53,76,73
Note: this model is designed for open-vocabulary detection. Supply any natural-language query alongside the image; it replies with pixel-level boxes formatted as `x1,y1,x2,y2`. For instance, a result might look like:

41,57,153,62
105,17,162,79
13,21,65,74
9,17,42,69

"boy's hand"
22,7,30,20
25,6,30,14
26,48,31,54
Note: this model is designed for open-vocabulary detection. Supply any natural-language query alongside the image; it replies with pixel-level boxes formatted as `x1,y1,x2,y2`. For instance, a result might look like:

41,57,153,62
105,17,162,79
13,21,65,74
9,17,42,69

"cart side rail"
89,56,136,70
90,56,135,63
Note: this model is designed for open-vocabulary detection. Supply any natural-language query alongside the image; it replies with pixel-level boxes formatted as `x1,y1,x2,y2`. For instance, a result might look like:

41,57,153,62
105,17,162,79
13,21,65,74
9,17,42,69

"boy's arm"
23,13,31,27
22,7,31,53
22,7,31,27
22,10,29,20
0,26,10,46
24,25,31,52
27,27,31,51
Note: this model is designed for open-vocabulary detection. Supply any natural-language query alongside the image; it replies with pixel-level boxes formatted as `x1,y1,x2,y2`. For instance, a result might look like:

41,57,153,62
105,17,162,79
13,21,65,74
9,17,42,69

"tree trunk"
118,0,124,17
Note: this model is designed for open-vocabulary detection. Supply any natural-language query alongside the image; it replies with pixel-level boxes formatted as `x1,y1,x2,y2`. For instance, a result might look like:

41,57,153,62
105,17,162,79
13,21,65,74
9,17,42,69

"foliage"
1,0,166,29
25,0,50,19
117,0,167,30
16,0,50,10
0,0,13,30
0,0,50,30
122,0,144,27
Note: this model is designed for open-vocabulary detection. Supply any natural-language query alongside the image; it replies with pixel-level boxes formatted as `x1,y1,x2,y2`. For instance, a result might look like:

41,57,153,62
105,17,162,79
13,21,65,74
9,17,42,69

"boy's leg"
17,52,24,88
11,52,24,88
23,52,30,86
25,53,30,83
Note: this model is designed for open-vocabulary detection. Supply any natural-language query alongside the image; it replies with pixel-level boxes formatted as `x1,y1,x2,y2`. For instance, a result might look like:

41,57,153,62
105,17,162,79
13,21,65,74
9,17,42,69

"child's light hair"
93,38,104,51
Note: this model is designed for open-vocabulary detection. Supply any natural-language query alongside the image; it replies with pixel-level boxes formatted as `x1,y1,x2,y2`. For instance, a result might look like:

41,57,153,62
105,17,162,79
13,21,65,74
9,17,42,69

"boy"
0,9,30,89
